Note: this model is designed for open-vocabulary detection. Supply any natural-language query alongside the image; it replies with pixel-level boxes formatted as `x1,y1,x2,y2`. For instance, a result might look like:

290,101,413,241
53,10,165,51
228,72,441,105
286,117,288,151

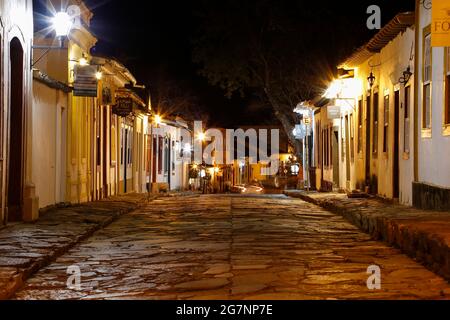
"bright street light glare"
52,11,73,37
197,132,206,141
154,114,162,125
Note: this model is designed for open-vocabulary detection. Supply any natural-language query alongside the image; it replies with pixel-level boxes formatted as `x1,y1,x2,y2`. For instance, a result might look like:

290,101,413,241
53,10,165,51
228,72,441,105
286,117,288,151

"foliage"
192,0,362,151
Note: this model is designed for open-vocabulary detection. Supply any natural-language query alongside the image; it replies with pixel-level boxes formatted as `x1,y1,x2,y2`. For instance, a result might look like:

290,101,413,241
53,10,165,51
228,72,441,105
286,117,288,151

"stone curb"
284,191,450,282
0,194,152,300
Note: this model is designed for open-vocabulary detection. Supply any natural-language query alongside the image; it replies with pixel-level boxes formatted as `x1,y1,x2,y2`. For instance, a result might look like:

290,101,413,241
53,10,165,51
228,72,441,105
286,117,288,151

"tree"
150,66,210,124
192,0,362,156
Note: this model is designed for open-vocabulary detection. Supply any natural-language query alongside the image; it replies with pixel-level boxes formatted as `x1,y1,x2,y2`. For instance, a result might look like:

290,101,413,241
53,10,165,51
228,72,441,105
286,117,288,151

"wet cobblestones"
14,195,450,300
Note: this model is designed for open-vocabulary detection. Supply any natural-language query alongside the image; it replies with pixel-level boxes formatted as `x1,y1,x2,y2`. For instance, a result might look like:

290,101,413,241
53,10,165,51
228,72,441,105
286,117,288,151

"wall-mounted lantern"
399,66,413,86
32,11,75,68
367,71,376,89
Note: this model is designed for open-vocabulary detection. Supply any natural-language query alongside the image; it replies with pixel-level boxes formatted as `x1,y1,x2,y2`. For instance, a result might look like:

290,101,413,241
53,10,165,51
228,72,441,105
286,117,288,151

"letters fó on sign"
432,0,450,47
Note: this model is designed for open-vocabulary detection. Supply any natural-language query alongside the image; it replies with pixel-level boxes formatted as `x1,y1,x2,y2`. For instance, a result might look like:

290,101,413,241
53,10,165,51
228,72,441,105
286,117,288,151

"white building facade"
0,0,38,223
413,3,450,210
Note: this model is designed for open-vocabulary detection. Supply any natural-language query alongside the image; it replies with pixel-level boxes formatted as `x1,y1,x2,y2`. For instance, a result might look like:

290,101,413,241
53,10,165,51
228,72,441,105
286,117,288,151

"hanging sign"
73,65,98,97
432,0,450,47
327,105,341,120
113,98,133,117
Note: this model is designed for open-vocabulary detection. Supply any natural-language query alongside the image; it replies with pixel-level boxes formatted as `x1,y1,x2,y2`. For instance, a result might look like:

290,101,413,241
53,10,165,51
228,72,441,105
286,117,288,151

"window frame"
357,99,363,154
383,94,390,154
350,113,355,162
444,47,450,134
372,91,379,155
422,26,432,135
404,86,411,154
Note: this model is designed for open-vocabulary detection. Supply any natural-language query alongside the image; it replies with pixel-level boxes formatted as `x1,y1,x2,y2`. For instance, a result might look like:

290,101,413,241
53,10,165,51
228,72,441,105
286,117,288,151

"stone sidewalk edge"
284,191,450,283
0,196,151,300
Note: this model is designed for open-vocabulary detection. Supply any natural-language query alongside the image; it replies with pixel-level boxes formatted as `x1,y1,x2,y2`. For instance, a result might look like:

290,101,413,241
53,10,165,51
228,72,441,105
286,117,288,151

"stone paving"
284,190,450,282
13,195,450,300
0,193,149,300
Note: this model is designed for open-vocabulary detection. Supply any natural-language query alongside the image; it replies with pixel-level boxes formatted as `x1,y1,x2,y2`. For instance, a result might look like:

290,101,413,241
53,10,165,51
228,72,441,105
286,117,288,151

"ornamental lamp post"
32,11,75,68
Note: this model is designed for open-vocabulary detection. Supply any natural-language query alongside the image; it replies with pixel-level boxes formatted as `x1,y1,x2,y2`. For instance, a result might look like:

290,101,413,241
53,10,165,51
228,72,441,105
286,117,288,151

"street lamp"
367,71,376,89
52,11,73,38
154,114,162,126
32,11,75,68
399,66,413,86
197,132,206,142
79,56,89,66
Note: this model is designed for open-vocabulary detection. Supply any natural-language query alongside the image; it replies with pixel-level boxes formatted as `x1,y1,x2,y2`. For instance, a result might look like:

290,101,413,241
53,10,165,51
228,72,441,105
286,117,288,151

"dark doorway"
393,90,400,199
152,136,157,183
124,128,128,193
332,130,339,187
345,116,351,183
8,38,24,222
365,94,371,190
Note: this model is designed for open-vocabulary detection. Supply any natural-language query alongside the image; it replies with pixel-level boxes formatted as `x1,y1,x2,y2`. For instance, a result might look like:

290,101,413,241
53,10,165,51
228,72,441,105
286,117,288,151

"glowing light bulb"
79,57,88,66
154,114,162,125
197,132,206,142
52,12,73,37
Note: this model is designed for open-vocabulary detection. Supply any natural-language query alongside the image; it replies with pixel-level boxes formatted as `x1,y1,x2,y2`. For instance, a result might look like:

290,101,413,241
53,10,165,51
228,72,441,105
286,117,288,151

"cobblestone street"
14,195,450,300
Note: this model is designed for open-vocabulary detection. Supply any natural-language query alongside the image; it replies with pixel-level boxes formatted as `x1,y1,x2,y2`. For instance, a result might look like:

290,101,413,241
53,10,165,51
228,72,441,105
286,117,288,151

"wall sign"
432,0,450,47
327,105,341,120
73,65,98,97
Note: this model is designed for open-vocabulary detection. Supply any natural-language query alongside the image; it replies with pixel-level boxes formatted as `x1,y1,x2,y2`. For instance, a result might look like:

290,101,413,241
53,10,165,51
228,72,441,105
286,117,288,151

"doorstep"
284,190,450,282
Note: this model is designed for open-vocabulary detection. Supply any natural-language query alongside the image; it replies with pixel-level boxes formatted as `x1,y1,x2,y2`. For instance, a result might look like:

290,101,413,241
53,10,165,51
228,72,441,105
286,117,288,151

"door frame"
6,37,25,222
393,89,400,199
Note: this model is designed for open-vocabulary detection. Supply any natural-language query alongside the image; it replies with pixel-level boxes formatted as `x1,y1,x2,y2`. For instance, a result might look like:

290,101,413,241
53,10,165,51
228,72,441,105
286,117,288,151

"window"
330,128,333,167
372,93,379,154
341,118,345,162
445,47,450,125
127,129,132,165
423,32,432,129
350,113,355,162
164,137,170,175
158,136,163,174
172,140,176,174
358,99,363,153
323,129,327,167
383,94,389,153
96,108,101,166
110,115,116,165
120,128,124,165
404,86,411,153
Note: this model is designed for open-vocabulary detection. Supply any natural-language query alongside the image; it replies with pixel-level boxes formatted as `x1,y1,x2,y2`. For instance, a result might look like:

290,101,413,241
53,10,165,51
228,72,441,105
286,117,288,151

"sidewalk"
284,190,450,282
0,193,150,300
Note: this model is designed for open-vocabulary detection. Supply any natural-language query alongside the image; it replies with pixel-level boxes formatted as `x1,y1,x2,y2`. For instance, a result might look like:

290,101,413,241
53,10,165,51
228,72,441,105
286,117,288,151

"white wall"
417,7,450,189
0,0,35,222
152,123,189,191
32,81,67,208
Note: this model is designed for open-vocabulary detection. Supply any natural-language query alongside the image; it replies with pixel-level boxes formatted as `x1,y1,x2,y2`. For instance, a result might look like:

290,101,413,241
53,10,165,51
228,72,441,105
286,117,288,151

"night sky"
35,0,416,127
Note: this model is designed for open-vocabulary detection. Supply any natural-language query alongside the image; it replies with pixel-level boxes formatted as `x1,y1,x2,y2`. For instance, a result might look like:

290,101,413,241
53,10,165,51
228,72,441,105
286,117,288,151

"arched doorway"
7,38,24,222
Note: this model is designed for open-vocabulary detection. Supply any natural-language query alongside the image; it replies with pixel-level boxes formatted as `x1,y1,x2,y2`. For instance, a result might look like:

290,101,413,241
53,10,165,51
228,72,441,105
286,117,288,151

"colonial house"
92,56,150,198
0,0,36,223
413,3,450,210
32,0,97,208
150,116,191,192
32,1,150,213
310,12,416,205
